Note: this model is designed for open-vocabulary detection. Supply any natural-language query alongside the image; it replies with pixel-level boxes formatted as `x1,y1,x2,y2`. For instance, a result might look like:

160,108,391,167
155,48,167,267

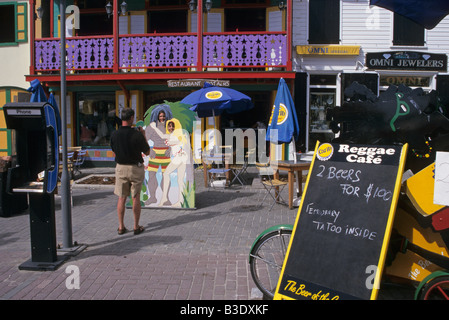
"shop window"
309,90,335,150
308,0,340,44
77,93,120,147
393,13,424,46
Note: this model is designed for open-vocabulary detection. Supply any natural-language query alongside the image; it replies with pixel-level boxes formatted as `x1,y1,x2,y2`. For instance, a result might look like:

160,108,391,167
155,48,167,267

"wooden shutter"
393,13,424,46
308,0,340,44
15,2,28,43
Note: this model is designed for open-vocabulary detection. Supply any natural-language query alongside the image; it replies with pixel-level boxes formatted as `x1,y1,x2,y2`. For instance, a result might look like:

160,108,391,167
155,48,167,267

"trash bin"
0,157,28,217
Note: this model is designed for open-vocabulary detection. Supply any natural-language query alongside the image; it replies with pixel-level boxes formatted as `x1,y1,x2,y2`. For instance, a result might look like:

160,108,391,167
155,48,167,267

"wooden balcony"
33,31,288,77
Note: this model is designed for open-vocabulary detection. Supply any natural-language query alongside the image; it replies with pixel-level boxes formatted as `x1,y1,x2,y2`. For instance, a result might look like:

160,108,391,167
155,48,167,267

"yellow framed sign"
274,142,408,300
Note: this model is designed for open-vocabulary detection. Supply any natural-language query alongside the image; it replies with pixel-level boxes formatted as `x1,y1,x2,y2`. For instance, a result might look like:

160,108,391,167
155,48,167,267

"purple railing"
119,34,198,70
34,32,287,72
35,36,114,71
203,32,287,68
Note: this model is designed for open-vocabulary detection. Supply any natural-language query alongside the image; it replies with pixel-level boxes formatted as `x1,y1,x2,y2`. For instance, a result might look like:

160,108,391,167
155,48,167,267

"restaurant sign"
167,79,230,88
366,51,447,72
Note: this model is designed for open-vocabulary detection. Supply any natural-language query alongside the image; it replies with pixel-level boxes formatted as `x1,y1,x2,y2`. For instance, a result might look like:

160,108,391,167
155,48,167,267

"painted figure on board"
149,118,191,207
144,104,173,205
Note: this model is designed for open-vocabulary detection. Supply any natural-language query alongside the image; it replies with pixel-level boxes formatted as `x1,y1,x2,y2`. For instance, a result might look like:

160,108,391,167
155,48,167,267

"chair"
204,152,230,189
230,147,255,186
208,167,231,188
73,149,87,175
256,162,288,210
230,163,246,185
58,152,74,181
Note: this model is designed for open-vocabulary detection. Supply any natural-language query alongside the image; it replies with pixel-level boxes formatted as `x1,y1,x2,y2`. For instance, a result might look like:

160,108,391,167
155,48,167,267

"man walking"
110,108,150,235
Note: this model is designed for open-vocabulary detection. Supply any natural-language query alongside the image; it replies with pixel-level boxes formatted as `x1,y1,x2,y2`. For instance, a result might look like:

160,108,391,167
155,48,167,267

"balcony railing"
34,32,287,73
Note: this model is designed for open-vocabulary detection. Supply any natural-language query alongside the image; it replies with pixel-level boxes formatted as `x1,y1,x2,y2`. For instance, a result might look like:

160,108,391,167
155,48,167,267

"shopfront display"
77,92,119,147
309,91,335,149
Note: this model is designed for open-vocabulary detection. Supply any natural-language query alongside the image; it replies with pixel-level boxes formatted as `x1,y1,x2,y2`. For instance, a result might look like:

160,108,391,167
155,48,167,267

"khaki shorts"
114,163,145,198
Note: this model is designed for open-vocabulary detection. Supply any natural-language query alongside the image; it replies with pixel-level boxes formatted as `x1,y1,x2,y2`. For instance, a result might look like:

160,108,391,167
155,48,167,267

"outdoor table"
271,160,311,209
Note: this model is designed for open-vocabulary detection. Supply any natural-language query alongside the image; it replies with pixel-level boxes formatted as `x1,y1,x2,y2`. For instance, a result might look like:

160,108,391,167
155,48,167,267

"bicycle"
248,224,293,299
248,164,449,300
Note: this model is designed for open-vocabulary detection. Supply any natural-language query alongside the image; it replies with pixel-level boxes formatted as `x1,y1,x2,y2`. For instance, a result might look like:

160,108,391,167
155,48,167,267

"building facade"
1,0,449,161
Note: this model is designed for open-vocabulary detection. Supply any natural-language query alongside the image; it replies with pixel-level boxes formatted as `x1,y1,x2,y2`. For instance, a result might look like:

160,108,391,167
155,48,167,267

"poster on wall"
137,101,197,209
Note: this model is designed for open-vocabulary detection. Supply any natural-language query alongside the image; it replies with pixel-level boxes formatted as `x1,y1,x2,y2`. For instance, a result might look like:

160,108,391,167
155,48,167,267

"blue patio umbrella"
181,82,254,118
266,78,299,144
370,0,449,29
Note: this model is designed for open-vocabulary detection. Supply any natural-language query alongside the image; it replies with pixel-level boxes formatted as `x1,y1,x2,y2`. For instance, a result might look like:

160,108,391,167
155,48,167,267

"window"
77,93,119,147
0,5,15,43
308,0,340,44
225,8,266,32
393,13,424,46
78,14,113,36
0,3,27,45
148,10,187,33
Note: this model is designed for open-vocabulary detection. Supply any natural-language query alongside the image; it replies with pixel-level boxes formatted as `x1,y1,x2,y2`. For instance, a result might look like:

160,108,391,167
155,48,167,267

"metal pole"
60,0,73,248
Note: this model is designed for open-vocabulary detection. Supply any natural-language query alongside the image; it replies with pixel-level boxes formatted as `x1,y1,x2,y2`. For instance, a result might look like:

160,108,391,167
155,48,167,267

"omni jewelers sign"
366,51,447,72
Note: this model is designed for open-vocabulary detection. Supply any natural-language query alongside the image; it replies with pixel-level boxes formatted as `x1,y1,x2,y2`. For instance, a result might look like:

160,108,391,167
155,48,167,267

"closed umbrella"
266,78,300,144
27,79,61,193
266,78,300,161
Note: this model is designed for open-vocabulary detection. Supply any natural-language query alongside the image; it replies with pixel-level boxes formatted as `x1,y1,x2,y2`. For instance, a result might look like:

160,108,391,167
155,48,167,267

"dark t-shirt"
110,126,150,165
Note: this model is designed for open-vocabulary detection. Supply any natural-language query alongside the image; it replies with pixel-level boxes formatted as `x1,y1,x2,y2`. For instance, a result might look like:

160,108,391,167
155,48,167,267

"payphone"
3,102,64,270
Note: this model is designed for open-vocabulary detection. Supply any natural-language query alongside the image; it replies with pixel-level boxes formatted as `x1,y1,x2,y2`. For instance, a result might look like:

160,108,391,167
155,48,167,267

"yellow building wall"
0,88,28,156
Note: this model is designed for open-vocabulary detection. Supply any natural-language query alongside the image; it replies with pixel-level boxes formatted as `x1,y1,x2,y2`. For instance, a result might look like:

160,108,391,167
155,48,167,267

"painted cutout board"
134,102,196,209
274,142,408,300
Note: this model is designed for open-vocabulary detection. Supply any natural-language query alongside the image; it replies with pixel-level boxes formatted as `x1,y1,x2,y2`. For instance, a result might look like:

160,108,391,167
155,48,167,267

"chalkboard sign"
274,142,408,300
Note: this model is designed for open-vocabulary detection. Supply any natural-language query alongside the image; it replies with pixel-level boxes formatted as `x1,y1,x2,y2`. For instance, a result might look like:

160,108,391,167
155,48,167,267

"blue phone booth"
3,102,65,271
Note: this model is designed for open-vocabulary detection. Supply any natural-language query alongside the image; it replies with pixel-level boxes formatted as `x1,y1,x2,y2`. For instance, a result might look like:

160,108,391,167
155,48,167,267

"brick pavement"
0,166,416,301
0,167,298,300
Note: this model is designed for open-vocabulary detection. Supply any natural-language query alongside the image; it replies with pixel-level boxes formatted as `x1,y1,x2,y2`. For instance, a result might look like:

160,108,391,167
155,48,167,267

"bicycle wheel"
418,275,449,300
249,228,292,299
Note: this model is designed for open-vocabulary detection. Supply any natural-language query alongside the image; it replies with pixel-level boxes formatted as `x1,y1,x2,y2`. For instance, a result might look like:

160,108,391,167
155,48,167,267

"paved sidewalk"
0,166,299,300
0,166,416,301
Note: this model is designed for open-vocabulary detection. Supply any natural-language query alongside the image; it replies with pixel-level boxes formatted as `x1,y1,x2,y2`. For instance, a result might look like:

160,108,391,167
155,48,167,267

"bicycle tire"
418,275,449,300
249,228,292,299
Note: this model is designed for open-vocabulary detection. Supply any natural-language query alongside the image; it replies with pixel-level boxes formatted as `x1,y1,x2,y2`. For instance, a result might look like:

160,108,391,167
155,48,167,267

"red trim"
113,0,119,73
197,0,203,72
287,0,292,70
30,0,35,75
25,71,296,83
50,0,54,37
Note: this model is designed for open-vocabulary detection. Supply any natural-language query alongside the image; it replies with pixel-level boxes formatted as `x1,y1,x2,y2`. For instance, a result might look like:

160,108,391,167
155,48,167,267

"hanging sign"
366,51,447,72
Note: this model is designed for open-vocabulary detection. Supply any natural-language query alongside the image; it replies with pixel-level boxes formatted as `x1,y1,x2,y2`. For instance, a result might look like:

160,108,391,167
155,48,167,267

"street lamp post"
59,0,73,250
